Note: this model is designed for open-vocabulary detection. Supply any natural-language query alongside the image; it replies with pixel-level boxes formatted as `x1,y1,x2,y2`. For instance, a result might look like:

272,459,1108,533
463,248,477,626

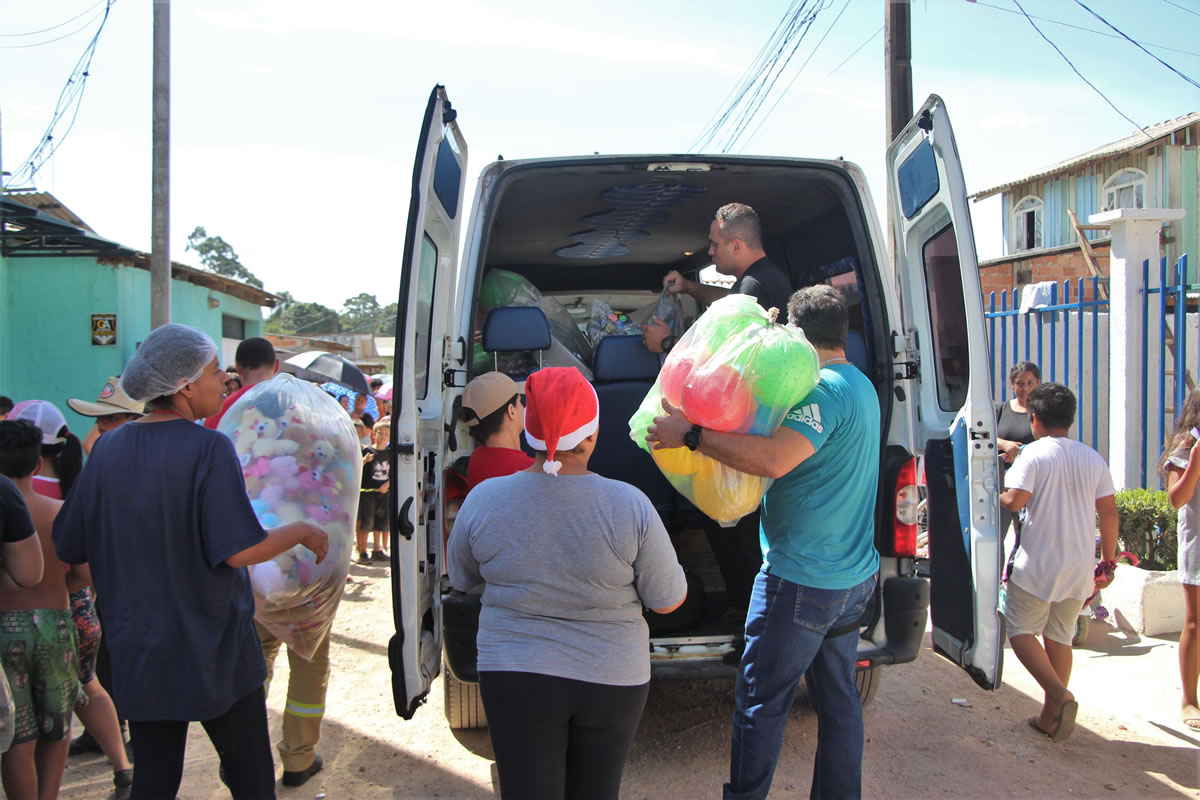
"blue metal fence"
1142,254,1194,488
986,277,1109,453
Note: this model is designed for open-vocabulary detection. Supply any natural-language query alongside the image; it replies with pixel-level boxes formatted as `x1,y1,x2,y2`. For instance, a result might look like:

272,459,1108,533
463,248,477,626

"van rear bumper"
858,575,930,667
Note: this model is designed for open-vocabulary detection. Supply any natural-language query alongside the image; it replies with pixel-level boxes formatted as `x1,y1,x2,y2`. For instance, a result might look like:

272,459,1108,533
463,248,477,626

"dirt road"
60,563,1199,799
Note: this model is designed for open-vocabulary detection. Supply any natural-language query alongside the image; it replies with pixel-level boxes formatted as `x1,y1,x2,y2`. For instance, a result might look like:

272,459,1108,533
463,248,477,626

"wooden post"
885,0,912,269
151,1,171,329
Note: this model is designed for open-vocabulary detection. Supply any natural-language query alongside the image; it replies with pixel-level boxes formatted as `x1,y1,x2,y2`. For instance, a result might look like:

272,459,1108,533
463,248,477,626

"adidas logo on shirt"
787,403,824,434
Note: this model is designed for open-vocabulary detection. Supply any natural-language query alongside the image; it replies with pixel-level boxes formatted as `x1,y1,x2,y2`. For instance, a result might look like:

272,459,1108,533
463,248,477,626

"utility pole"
885,0,912,268
150,1,171,328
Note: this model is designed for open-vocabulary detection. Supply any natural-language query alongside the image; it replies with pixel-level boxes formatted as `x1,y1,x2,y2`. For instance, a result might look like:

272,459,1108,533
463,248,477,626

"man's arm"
663,270,730,307
999,487,1031,511
646,399,814,479
0,536,44,590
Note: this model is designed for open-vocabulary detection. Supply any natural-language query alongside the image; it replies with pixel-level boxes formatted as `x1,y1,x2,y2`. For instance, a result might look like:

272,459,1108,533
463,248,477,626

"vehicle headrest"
482,306,552,353
592,335,661,382
845,328,872,375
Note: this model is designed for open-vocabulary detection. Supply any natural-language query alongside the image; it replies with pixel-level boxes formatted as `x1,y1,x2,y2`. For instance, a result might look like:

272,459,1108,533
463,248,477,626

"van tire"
444,669,487,730
856,665,881,707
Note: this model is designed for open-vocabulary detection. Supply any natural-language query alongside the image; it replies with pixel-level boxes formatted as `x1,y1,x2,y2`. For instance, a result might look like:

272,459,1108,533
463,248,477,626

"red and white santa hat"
523,367,599,476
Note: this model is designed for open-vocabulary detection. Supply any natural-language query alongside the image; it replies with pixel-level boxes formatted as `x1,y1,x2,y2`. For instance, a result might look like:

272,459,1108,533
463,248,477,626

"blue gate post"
1174,256,1187,419
1141,260,1150,487
1160,256,1169,481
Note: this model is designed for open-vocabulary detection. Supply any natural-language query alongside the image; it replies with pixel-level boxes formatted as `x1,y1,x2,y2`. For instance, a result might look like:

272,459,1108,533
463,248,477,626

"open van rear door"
389,85,467,718
886,95,1003,690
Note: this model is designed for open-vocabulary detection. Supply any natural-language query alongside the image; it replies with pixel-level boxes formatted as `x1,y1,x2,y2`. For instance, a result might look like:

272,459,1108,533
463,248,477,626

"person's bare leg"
76,678,132,772
355,519,369,558
1181,584,1200,728
1009,633,1074,731
1,741,38,799
33,735,70,800
1044,636,1073,686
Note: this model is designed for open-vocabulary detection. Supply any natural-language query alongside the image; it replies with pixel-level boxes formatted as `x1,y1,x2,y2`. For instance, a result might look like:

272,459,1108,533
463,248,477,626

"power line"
0,13,104,49
0,2,104,37
1072,0,1200,89
973,0,1200,57
825,25,882,78
2,1,116,190
1160,0,1200,19
739,0,855,153
1010,0,1151,141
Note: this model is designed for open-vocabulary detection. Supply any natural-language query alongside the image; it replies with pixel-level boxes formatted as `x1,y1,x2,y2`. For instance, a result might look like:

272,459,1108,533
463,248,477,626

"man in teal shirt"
648,284,880,800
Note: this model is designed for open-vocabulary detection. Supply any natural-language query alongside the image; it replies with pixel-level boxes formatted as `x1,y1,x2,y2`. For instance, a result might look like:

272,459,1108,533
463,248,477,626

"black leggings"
480,671,649,800
127,686,275,800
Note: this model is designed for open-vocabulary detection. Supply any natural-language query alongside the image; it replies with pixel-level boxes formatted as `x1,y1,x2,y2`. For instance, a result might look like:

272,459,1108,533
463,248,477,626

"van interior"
449,157,898,652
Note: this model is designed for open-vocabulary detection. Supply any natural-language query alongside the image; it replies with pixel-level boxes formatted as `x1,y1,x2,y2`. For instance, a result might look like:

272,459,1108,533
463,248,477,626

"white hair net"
119,324,218,402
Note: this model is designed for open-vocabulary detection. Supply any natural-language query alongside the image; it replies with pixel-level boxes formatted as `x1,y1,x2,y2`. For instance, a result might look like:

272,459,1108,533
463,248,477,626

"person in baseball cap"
67,377,146,455
460,372,533,492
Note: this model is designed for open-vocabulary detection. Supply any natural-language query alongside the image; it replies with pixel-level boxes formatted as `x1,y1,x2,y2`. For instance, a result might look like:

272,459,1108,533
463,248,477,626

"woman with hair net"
53,323,329,799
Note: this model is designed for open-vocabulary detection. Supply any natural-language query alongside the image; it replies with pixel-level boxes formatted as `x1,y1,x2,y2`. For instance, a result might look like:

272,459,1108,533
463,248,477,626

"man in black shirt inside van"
642,202,792,355
642,203,792,616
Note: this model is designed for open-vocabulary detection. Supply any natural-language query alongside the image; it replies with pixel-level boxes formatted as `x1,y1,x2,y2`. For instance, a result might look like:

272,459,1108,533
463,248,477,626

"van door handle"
397,496,415,540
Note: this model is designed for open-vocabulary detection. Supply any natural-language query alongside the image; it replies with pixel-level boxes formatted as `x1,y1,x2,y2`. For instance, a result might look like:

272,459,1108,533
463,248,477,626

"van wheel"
856,665,881,708
444,669,487,730
1072,615,1091,647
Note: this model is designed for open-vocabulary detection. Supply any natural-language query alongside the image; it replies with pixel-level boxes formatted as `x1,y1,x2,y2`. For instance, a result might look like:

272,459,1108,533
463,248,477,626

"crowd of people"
0,200,1195,800
0,331,391,799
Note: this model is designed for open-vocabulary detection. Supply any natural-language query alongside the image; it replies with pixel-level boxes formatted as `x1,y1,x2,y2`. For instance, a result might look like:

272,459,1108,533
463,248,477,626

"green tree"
340,293,381,333
376,302,398,336
186,226,263,288
267,301,340,335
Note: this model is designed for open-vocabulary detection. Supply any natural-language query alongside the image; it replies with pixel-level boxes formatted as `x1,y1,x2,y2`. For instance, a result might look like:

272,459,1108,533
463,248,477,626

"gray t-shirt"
447,470,686,686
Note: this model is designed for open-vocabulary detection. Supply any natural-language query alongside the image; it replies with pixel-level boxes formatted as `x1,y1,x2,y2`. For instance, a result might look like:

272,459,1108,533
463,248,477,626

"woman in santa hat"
447,366,687,799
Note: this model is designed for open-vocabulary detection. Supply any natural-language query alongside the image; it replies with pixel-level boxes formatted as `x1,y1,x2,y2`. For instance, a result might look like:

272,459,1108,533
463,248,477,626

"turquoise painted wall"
0,254,265,435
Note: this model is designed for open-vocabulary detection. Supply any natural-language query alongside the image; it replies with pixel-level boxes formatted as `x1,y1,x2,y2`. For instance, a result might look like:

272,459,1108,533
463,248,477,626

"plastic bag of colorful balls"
217,374,362,659
629,293,820,526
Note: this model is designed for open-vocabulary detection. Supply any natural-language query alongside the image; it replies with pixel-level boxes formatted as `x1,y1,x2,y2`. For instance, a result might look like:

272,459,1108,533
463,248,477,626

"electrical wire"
1010,0,1151,141
973,0,1200,57
691,1,816,153
1160,0,1200,18
825,25,882,78
0,13,104,49
1072,0,1200,89
738,0,854,153
0,2,103,37
2,1,116,190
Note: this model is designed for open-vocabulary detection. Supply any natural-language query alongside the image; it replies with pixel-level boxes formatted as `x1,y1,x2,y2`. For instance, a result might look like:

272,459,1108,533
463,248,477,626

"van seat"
845,329,873,377
481,306,552,379
587,336,675,515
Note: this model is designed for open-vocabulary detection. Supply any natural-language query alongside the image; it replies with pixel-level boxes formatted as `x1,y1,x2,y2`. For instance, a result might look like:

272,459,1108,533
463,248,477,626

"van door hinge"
444,336,465,365
443,368,467,389
893,361,919,380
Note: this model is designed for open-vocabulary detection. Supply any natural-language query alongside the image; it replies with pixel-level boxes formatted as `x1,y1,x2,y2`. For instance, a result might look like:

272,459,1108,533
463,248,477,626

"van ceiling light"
683,251,694,256
555,184,707,260
646,163,711,172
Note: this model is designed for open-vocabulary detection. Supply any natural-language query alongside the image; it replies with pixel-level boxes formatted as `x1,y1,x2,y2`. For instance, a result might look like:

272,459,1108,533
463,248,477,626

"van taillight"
891,457,919,557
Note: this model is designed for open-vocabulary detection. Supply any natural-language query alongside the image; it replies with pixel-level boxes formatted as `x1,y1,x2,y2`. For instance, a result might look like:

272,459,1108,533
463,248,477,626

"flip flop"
1182,709,1200,730
1051,700,1078,742
1027,717,1053,738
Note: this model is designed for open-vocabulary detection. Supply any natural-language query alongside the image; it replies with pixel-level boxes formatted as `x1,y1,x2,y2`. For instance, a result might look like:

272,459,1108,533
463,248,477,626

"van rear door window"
922,224,968,411
415,234,438,399
898,139,939,220
433,133,462,219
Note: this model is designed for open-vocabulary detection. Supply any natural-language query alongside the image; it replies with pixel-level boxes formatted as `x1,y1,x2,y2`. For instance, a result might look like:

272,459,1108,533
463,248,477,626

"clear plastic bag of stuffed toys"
629,293,820,526
218,374,362,660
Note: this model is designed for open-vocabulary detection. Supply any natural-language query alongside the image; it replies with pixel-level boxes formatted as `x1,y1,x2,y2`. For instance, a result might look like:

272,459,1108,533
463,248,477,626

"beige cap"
66,376,146,417
461,372,518,426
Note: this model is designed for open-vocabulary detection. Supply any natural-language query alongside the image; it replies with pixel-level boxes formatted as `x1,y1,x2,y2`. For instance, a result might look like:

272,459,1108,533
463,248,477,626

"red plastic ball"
659,355,696,408
680,363,753,431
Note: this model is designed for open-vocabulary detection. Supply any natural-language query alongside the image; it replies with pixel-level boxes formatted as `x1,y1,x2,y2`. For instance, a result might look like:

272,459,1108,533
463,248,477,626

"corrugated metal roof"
970,110,1200,201
0,190,94,231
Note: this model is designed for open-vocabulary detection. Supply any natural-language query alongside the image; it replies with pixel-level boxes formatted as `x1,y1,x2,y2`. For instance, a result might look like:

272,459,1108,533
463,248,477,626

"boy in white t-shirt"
999,382,1119,743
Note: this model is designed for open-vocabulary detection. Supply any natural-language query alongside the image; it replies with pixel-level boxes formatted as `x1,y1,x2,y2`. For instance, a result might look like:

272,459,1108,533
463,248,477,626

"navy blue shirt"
53,419,267,721
731,257,793,316
1,475,36,543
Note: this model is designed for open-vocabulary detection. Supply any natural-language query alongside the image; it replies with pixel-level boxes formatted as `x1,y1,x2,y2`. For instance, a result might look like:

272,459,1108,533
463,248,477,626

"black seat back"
588,336,675,514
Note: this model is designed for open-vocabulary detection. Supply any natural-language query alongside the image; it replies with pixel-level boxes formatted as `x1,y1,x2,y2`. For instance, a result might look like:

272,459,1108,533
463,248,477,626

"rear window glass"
898,139,939,220
922,224,968,411
433,133,461,219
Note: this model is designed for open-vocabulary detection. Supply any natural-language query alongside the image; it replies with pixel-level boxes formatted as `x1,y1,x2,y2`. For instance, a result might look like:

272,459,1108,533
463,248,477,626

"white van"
387,85,1003,727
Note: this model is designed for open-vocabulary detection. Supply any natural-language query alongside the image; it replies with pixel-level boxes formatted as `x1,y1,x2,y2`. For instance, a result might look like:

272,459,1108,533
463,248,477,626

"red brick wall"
978,241,1111,305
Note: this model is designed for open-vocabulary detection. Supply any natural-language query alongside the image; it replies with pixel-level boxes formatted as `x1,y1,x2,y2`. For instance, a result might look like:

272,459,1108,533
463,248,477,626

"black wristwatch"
684,424,703,451
661,334,676,353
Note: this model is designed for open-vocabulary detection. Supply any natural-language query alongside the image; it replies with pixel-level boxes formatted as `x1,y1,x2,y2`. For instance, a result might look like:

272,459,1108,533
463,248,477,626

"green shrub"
1112,489,1177,571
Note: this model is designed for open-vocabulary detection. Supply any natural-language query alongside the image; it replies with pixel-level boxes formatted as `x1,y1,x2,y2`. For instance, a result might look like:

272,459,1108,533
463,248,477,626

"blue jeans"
725,569,876,800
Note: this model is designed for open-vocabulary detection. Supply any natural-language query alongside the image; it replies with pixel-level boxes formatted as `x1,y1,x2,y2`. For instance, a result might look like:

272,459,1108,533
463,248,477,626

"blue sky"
2,0,1198,310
